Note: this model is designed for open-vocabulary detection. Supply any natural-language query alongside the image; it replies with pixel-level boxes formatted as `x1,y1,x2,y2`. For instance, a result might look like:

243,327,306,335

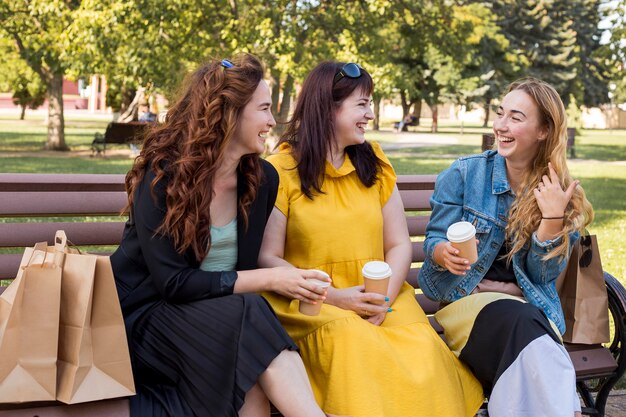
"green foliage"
599,0,626,104
0,38,46,118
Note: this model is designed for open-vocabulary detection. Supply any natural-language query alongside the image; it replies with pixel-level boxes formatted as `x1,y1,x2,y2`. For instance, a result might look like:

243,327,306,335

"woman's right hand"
325,285,389,317
433,241,473,275
269,267,331,305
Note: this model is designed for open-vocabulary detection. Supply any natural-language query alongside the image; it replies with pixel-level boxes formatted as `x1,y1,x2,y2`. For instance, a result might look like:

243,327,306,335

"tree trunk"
413,100,422,126
373,95,381,131
272,74,294,138
19,105,26,120
270,68,281,117
45,72,69,151
430,104,438,133
483,98,491,127
400,90,411,118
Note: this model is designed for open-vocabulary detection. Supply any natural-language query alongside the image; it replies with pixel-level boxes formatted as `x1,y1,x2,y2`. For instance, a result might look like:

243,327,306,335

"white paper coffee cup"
446,221,478,264
362,261,392,303
299,271,331,316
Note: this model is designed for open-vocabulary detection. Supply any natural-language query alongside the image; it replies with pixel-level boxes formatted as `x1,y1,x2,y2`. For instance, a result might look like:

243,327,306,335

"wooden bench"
91,122,149,156
0,173,624,417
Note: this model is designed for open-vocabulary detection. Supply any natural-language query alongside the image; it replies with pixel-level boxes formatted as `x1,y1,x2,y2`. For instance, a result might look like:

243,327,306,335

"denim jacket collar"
492,154,511,195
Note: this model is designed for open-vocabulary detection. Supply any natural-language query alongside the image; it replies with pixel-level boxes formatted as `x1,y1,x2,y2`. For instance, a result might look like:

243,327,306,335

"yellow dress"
263,142,483,417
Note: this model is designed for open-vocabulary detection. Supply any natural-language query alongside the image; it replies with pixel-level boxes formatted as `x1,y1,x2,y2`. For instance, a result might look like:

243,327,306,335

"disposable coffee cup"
362,261,392,304
299,271,331,316
446,221,478,264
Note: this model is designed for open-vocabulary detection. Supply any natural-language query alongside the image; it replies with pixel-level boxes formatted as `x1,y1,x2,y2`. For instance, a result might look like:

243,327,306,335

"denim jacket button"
459,288,466,296
475,265,484,273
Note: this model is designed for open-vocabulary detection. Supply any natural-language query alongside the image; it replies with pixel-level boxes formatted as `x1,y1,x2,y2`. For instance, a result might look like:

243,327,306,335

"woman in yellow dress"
258,61,484,417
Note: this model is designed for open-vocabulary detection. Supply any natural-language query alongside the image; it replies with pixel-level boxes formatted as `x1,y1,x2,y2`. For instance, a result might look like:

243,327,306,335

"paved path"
606,390,626,416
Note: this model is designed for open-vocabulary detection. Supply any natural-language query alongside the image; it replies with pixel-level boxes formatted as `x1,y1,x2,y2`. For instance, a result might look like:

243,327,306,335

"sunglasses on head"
221,59,234,69
333,63,363,85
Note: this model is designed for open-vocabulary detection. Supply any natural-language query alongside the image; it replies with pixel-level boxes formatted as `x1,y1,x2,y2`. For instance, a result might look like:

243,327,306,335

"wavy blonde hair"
505,78,593,261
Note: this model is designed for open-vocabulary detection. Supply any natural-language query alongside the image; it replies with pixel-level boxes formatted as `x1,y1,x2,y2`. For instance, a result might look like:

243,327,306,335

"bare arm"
261,208,387,315
381,186,413,303
255,208,329,303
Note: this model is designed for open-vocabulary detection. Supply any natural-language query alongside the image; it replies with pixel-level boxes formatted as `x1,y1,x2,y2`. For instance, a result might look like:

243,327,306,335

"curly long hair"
125,54,265,261
277,61,381,198
505,78,594,260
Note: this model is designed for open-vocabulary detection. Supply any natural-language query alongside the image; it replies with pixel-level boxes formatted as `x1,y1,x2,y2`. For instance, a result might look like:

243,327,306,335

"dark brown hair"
125,54,265,261
278,61,380,198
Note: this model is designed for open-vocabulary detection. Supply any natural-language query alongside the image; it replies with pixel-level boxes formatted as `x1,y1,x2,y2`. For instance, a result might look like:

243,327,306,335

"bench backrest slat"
0,173,126,192
0,192,127,216
406,215,430,237
0,222,126,248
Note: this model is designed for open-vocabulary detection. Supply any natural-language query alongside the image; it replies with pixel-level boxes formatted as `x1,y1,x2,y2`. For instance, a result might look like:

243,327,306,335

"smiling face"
493,89,547,167
333,88,374,151
231,79,275,156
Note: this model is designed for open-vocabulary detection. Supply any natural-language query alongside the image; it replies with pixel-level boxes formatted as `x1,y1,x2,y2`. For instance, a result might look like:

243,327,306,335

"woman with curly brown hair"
420,78,593,416
111,54,332,417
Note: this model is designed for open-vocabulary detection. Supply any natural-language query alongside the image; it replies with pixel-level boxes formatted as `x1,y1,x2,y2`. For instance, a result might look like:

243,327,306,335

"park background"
1,0,626,394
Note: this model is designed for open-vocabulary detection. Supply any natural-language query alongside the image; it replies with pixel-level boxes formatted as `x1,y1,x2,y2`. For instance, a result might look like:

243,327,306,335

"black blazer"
111,159,279,332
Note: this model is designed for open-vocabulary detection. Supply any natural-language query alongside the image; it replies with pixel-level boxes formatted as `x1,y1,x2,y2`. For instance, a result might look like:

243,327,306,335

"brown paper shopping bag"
52,231,135,404
556,234,610,344
0,242,63,403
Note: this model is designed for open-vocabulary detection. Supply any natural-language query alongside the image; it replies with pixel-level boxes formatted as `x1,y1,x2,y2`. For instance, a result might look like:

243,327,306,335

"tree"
0,1,80,150
0,37,47,120
600,0,626,104
459,3,524,127
568,0,611,106
11,72,47,120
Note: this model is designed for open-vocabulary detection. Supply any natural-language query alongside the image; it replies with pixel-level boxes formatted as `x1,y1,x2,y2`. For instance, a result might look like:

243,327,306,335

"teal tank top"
199,218,238,271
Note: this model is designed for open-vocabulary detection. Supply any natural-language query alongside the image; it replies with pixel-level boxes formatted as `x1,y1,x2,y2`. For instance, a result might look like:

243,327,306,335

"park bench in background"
0,173,624,416
91,121,148,156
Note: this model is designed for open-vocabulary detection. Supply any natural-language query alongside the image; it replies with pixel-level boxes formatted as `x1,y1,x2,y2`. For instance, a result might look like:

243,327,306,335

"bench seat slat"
0,192,127,216
567,346,618,377
0,222,126,248
0,398,129,416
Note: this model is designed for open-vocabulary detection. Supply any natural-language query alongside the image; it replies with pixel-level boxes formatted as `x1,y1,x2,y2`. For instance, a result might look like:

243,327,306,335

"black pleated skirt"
127,293,298,417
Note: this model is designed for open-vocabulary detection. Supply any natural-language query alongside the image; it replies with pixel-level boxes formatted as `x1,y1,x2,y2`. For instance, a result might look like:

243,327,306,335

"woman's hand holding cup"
271,267,330,306
435,221,479,275
436,241,475,275
326,285,389,317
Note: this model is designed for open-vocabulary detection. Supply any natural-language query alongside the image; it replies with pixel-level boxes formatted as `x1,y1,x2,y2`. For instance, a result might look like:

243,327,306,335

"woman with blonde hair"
111,54,334,417
420,77,593,416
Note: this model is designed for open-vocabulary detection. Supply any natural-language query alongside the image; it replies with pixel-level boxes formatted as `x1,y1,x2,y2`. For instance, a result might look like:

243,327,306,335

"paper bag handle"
52,230,68,266
23,241,51,268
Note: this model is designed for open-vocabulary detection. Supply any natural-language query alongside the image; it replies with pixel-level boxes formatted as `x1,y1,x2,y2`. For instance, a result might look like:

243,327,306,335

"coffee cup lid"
306,278,331,288
446,221,476,242
362,261,392,279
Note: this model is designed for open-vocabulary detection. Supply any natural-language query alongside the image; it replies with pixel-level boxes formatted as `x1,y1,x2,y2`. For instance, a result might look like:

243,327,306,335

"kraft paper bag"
556,234,610,345
52,231,135,404
0,241,63,403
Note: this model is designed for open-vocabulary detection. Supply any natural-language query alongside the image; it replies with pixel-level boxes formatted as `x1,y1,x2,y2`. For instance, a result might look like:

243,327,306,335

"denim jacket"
419,151,577,334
